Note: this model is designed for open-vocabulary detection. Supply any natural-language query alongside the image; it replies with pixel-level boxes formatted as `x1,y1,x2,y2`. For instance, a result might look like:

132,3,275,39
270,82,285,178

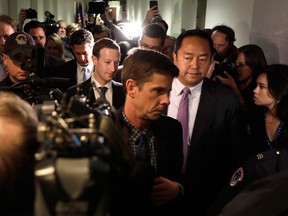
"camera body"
211,58,236,79
25,8,37,19
88,1,106,14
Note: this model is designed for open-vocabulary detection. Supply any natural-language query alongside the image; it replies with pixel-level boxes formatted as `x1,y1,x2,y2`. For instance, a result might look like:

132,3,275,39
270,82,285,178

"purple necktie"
177,87,190,173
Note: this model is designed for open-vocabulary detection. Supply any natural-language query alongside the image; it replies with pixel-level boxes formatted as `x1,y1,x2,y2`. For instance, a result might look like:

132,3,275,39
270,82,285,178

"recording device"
88,0,106,15
25,8,37,19
0,45,70,104
210,58,236,80
33,86,128,216
43,11,59,37
149,0,158,10
17,45,45,76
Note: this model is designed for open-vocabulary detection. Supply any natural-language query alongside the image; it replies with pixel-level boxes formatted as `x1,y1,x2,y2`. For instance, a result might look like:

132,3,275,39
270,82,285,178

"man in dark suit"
46,29,95,91
167,29,250,215
115,48,183,216
64,38,125,110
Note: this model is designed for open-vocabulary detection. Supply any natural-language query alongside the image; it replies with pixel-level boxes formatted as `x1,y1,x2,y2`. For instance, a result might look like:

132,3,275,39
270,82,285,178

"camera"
42,11,59,37
88,1,106,14
211,58,236,79
25,8,37,19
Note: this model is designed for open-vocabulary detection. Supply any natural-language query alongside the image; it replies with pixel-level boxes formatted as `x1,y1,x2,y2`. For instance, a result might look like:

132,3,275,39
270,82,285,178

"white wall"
126,0,196,37
250,0,288,64
205,0,254,48
1,0,288,64
205,0,288,64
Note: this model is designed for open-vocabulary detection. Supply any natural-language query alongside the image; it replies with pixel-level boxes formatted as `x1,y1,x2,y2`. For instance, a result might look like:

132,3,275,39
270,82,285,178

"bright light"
118,21,142,38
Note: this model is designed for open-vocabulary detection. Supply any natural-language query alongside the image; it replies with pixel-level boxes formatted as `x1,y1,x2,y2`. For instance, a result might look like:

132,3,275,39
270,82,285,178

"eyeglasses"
162,46,174,53
236,63,247,68
140,43,162,51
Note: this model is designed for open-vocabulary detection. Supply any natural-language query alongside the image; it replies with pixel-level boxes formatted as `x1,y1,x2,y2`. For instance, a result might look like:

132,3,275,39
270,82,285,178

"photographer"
0,31,35,87
209,25,238,81
24,20,65,67
0,31,65,104
17,8,37,31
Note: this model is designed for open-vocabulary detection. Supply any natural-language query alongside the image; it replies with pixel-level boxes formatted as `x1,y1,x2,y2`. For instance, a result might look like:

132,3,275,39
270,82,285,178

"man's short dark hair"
140,23,166,47
121,47,178,92
70,29,94,46
211,25,236,44
92,24,112,39
93,38,120,58
174,29,215,57
0,15,17,31
24,20,46,34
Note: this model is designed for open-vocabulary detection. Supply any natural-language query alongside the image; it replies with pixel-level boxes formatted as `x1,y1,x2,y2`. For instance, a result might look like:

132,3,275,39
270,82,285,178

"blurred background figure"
45,33,67,62
0,15,16,80
0,91,39,215
211,25,237,63
56,19,67,46
92,24,112,42
162,35,175,60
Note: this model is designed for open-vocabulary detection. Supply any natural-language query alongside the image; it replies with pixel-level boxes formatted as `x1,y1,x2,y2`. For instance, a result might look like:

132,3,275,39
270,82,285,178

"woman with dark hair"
207,64,288,215
251,64,288,152
215,44,267,134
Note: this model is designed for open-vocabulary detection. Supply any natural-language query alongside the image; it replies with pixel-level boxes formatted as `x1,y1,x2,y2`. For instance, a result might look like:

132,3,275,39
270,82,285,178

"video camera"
33,87,129,215
2,45,71,105
43,11,59,37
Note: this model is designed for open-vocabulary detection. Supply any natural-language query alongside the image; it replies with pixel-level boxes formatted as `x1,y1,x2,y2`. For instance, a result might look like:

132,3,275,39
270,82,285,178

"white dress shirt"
76,62,94,84
91,76,113,105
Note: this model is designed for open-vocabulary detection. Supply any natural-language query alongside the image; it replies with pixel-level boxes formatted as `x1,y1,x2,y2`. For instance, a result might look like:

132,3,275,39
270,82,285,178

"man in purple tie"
167,29,250,215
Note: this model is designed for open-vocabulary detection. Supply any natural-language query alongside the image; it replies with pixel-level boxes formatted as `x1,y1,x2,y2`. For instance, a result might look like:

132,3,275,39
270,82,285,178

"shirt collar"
174,77,203,97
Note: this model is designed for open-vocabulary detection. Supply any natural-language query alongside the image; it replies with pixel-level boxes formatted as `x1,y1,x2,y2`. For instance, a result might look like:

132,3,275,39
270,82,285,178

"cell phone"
149,1,158,10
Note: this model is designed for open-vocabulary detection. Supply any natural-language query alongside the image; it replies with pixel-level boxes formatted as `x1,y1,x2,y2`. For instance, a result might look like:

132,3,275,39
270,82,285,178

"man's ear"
2,54,8,65
172,52,177,64
126,79,137,97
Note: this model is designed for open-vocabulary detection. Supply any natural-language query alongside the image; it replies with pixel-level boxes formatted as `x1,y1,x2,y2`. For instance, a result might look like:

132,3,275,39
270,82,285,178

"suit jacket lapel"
190,79,216,152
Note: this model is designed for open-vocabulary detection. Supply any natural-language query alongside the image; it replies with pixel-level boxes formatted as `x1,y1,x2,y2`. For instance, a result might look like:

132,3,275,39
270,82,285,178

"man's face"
72,43,94,67
162,38,175,60
129,73,173,121
0,21,15,54
3,54,28,83
139,35,163,52
211,31,230,57
92,48,120,86
56,21,67,39
29,28,46,47
173,36,212,87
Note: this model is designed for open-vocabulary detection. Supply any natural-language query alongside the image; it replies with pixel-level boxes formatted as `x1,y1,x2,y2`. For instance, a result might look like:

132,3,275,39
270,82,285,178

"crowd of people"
0,2,288,216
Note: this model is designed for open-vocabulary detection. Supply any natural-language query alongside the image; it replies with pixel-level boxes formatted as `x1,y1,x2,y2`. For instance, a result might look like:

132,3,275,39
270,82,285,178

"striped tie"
0,57,9,81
